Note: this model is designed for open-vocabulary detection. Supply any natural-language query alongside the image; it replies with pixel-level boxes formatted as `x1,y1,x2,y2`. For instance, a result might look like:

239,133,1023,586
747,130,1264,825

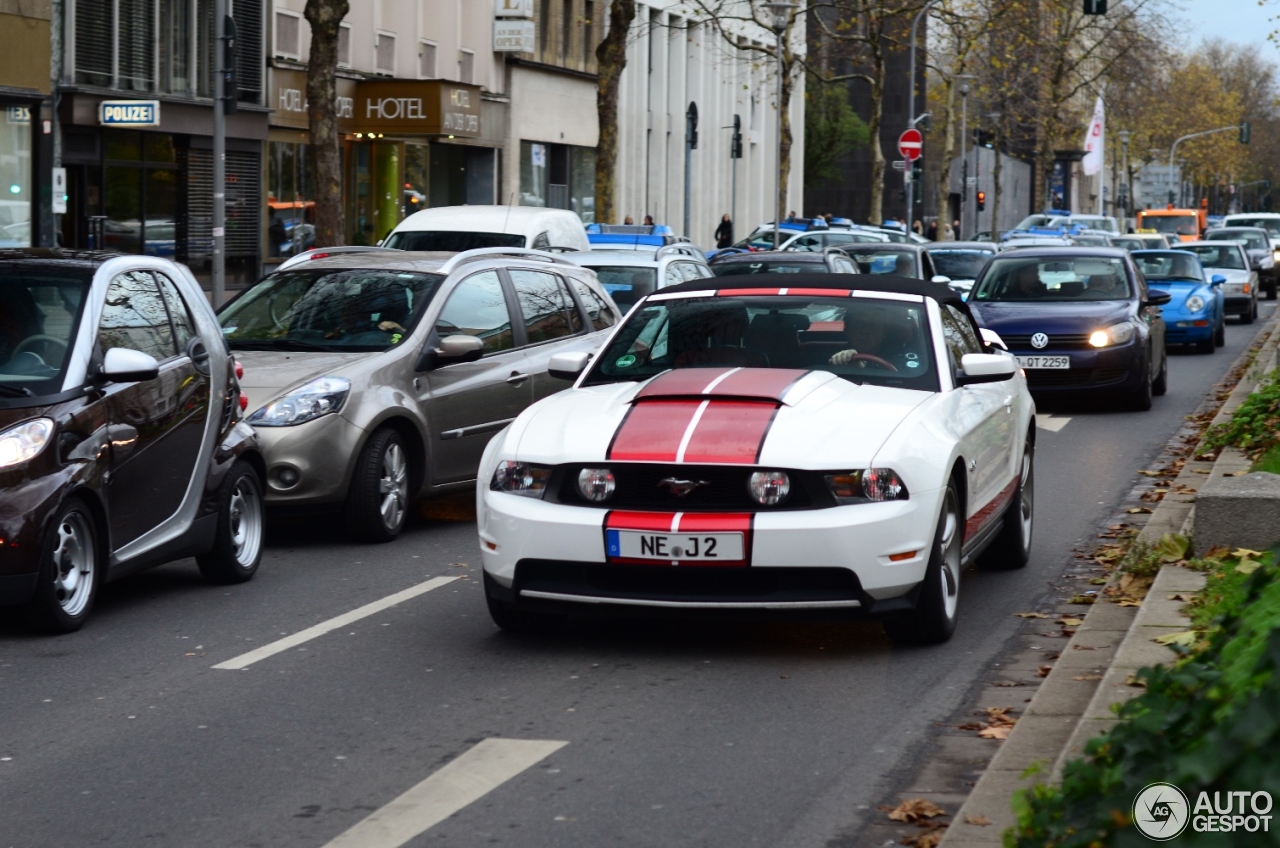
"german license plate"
1016,355,1070,369
606,530,745,561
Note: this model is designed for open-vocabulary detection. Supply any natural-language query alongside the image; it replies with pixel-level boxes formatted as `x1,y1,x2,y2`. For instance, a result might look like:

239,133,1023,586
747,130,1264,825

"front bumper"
1163,315,1214,344
251,413,366,506
1223,295,1253,316
1009,341,1143,393
478,487,944,615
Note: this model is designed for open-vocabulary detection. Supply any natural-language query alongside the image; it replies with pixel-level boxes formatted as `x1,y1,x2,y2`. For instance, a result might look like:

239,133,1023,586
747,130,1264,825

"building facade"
1,0,54,248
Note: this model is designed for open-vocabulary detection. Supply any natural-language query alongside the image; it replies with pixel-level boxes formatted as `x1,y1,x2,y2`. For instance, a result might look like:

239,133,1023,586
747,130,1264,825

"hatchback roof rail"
276,245,402,272
655,243,700,260
439,246,582,274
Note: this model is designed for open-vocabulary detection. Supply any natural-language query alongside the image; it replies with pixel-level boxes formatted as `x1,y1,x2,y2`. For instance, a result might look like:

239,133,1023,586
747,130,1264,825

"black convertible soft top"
660,272,969,311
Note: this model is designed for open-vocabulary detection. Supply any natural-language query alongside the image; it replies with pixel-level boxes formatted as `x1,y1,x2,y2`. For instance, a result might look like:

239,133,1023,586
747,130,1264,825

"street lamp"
905,0,943,224
957,73,975,240
764,0,797,248
1117,130,1130,217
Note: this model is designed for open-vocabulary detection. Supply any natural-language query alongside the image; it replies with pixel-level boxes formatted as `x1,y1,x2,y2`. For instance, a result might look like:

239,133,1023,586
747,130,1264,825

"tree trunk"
778,46,795,218
992,127,1003,236
867,34,887,224
305,0,350,247
935,78,957,240
594,0,636,225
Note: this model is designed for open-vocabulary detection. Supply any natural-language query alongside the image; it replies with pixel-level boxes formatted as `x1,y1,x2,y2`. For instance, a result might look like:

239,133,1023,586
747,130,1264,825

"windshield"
1208,231,1269,251
583,294,938,391
219,269,444,352
1132,253,1205,282
1140,215,1198,236
972,256,1132,301
1182,244,1246,270
0,268,90,397
928,250,993,279
1111,237,1144,251
589,266,657,313
846,249,917,275
1069,216,1119,233
714,260,829,276
734,229,787,250
1014,215,1055,230
1225,217,1280,236
382,230,525,251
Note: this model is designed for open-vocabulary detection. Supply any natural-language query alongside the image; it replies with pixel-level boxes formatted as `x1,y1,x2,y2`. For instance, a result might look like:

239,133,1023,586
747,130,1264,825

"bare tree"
595,0,639,224
305,0,350,247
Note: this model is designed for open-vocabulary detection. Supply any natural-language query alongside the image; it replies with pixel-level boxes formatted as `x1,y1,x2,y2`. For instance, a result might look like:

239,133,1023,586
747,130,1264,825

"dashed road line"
211,576,459,670
1035,414,1071,433
319,738,568,848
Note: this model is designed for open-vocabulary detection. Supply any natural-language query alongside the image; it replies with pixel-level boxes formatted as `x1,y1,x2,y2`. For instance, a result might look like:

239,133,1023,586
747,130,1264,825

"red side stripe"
635,368,735,400
680,401,777,464
607,400,702,461
964,477,1019,541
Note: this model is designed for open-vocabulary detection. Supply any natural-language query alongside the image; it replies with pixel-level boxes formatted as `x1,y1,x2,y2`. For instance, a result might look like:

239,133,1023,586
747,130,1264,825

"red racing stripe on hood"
607,398,780,463
607,400,703,462
679,401,777,464
635,367,809,403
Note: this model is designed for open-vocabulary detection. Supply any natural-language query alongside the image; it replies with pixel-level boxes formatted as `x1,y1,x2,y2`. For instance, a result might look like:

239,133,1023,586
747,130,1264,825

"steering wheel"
13,335,68,359
844,353,898,372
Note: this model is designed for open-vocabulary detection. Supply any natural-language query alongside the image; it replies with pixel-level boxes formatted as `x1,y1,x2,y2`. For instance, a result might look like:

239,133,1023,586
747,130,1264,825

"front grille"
515,560,865,603
549,464,834,511
1025,366,1128,387
1002,333,1095,350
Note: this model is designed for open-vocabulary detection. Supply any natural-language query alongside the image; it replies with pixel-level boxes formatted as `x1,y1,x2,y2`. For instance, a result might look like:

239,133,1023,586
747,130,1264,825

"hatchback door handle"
506,371,529,385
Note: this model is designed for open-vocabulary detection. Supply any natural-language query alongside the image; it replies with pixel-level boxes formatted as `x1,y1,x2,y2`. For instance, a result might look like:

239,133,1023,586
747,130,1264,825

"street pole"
1168,125,1240,207
1118,130,1129,224
212,0,227,307
905,0,942,225
765,0,795,249
684,102,697,240
730,114,741,236
957,74,973,240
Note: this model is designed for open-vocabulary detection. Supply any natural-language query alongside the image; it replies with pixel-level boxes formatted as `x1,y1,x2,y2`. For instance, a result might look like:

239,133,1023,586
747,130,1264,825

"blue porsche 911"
967,247,1170,410
1130,250,1226,354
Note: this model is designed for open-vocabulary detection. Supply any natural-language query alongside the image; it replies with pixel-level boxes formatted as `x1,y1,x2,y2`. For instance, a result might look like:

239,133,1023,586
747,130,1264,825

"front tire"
344,428,411,543
884,479,962,646
1215,315,1226,347
26,498,100,633
979,439,1034,570
484,574,566,633
1128,355,1153,410
196,461,264,584
1152,349,1168,396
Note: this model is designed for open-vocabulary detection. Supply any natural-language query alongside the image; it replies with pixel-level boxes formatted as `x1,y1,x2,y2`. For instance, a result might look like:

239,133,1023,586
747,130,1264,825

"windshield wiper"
0,384,35,398
268,338,334,352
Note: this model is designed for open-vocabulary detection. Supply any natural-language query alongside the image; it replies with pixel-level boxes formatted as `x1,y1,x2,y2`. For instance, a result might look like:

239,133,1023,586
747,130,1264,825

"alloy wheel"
378,442,409,530
939,488,962,620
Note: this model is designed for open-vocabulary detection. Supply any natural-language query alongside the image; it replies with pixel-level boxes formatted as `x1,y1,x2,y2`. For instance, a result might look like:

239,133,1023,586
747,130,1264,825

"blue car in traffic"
967,247,1171,410
1130,250,1225,353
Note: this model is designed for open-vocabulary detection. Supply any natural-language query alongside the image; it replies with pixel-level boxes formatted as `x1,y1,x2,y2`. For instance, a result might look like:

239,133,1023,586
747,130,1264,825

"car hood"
968,301,1131,333
504,368,934,470
233,350,372,410
1205,268,1251,283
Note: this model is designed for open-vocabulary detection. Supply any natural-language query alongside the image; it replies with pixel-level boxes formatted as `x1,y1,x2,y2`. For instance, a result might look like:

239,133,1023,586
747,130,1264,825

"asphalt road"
2,302,1274,848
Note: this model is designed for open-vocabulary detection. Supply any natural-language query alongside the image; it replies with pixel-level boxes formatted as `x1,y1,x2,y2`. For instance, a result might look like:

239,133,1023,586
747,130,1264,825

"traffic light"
1240,120,1251,144
911,159,924,197
731,114,743,159
1082,0,1107,13
686,102,698,149
222,14,238,115
976,190,986,211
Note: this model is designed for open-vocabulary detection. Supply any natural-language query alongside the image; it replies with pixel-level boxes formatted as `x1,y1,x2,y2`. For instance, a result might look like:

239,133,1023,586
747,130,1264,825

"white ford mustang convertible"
476,275,1036,644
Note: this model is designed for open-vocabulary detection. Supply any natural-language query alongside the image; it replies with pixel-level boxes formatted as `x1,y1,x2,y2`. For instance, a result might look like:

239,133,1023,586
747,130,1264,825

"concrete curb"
937,311,1280,848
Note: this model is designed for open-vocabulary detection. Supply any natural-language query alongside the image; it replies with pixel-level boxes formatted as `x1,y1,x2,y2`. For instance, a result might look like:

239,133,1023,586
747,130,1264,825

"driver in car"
828,307,919,371
0,286,45,368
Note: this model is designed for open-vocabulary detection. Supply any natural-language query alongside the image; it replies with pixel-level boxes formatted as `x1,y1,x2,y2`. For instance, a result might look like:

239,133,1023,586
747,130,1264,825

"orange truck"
1136,201,1208,243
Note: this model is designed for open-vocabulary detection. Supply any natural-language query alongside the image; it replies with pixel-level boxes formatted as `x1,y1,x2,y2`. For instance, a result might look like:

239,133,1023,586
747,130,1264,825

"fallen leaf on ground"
1167,593,1197,602
1089,577,1109,585
1205,545,1231,559
965,815,992,826
1125,673,1148,687
1232,548,1265,558
1116,599,1142,607
1058,617,1084,627
902,831,945,848
1068,595,1097,605
978,725,1013,740
1155,630,1198,647
1224,471,1249,477
1236,560,1261,574
1137,469,1163,476
1014,612,1050,618
993,680,1024,687
1127,507,1153,514
1193,468,1211,474
1073,674,1104,681
885,798,946,823
1156,534,1191,563
1036,665,1053,678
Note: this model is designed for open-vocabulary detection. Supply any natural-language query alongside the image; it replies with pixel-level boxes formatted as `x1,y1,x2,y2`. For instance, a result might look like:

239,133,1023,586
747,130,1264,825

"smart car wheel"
884,479,961,646
980,438,1034,571
196,461,264,584
26,498,100,634
344,428,411,543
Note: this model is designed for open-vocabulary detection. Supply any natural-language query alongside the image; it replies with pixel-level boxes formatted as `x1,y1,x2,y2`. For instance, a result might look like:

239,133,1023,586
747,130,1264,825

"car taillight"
234,359,244,380
239,392,249,412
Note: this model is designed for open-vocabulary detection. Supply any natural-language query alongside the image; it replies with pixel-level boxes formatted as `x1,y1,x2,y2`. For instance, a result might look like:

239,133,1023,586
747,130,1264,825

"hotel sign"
494,20,535,52
494,0,534,18
99,100,160,127
342,80,482,137
269,68,355,130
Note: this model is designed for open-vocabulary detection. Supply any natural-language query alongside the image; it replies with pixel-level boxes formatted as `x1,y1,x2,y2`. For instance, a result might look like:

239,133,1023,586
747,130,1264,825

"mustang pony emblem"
658,478,711,497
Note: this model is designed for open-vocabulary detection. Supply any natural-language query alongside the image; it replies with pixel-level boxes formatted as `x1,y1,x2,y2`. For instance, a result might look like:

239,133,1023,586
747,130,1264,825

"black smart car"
0,249,264,632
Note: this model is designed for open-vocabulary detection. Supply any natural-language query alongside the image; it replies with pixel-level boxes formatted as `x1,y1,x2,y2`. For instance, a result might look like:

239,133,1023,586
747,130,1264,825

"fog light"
577,467,616,502
271,466,300,489
748,470,791,505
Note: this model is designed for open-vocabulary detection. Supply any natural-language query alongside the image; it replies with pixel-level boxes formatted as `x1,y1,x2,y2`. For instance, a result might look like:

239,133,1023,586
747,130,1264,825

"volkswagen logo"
658,478,710,498
1030,332,1050,349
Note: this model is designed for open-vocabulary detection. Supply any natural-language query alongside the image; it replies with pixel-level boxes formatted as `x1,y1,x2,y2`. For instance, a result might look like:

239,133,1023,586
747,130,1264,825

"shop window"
267,141,316,259
275,11,302,60
119,0,156,91
74,0,114,87
520,141,548,207
376,33,396,75
419,41,437,79
570,147,595,223
338,24,352,67
459,50,475,84
561,0,573,62
540,0,553,54
0,106,32,247
583,0,594,66
232,0,264,103
404,144,428,216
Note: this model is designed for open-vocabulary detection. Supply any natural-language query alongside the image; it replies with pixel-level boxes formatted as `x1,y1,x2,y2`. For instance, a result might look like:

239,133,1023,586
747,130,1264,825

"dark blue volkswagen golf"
967,247,1171,410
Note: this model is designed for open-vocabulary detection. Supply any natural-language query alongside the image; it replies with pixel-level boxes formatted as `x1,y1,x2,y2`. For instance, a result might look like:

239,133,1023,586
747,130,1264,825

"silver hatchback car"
566,245,714,313
217,248,621,541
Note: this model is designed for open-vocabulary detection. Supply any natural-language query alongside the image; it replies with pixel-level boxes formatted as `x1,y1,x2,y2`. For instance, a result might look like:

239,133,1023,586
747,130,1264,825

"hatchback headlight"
1185,295,1206,313
491,460,551,497
1088,321,1136,348
748,470,791,505
577,467,616,502
248,377,350,427
0,418,53,469
824,469,909,504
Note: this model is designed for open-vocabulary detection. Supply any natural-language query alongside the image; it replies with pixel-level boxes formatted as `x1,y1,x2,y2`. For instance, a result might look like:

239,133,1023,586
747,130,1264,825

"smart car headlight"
491,460,551,497
1185,295,1206,314
0,418,53,469
825,469,909,504
1088,321,1136,348
248,377,350,427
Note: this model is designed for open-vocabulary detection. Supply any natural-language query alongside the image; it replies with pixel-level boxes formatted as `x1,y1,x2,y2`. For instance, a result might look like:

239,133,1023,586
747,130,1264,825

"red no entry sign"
898,128,923,161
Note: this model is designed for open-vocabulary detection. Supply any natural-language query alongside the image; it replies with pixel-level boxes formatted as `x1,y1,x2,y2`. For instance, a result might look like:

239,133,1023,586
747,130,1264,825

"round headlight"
1185,295,1206,313
577,467,616,502
1088,330,1109,348
748,470,790,506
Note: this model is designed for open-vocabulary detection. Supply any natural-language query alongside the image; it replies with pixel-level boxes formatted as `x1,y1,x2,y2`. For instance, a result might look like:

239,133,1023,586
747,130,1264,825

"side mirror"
1145,289,1173,307
1210,275,1227,287
979,328,1009,351
957,352,1016,386
99,348,160,383
437,334,485,362
931,275,952,285
548,350,592,381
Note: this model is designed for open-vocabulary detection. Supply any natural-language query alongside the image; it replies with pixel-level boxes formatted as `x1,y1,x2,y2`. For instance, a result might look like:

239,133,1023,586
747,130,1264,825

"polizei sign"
99,100,161,127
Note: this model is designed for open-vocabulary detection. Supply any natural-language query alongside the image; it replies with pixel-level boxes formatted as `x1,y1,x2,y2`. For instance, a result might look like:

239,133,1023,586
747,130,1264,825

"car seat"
747,311,808,367
671,301,768,367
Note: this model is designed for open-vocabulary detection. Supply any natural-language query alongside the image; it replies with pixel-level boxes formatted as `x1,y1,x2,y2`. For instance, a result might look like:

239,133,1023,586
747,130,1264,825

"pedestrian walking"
912,219,924,236
952,219,961,240
624,215,635,225
926,220,938,241
715,214,734,249
643,214,655,226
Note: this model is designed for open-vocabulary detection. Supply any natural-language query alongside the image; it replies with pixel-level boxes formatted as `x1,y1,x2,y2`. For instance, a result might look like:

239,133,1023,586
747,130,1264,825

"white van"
382,206,589,252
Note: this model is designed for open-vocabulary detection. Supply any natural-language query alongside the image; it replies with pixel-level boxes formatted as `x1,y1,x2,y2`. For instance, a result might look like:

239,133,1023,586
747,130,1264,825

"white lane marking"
211,576,459,670
701,367,741,394
674,399,711,462
1035,414,1070,433
320,739,568,848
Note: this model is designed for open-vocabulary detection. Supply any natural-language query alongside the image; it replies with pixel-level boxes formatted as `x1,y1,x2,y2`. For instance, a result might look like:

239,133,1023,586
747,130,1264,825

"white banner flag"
1081,96,1105,176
